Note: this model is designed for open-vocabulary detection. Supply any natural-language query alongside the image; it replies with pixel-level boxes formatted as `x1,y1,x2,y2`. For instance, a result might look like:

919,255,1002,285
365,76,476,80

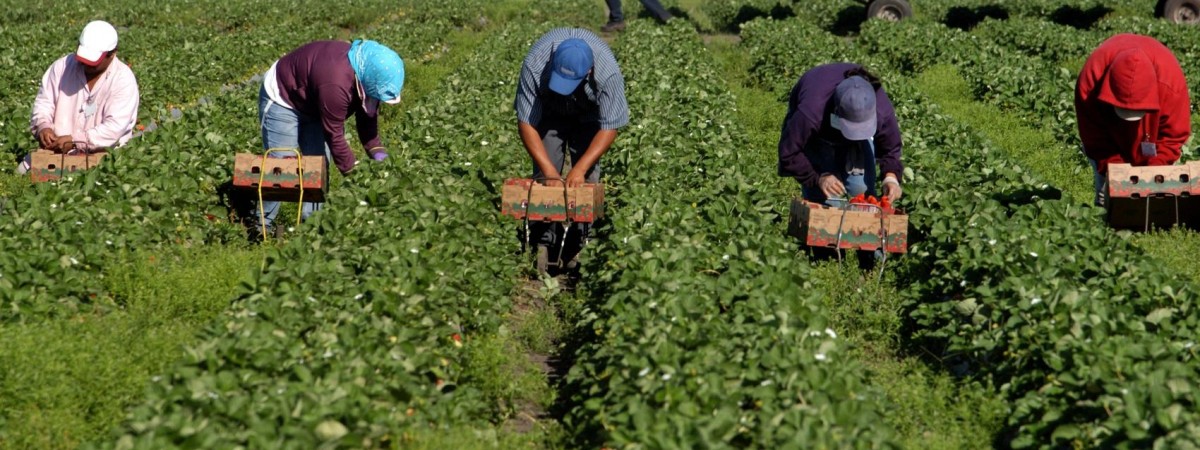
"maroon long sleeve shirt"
274,41,381,174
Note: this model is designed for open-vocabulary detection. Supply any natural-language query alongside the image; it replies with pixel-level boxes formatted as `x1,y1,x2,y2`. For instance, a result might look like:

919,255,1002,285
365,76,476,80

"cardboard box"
29,150,106,183
1106,162,1200,231
1107,196,1200,231
500,178,604,223
231,153,327,202
1107,162,1196,198
787,199,908,253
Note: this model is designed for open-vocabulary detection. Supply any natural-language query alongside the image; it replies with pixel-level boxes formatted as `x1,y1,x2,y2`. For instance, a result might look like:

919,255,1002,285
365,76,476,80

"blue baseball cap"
548,39,594,95
831,76,877,141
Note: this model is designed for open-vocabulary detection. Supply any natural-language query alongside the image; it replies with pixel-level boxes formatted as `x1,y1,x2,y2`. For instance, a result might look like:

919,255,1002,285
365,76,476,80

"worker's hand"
50,135,74,153
881,175,902,202
564,169,587,188
819,173,845,199
369,147,388,161
37,128,56,149
540,172,566,187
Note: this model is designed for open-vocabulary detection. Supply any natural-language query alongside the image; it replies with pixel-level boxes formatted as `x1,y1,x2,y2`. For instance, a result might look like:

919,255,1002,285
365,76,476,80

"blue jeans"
801,137,878,204
606,0,672,22
255,85,331,229
1088,157,1106,207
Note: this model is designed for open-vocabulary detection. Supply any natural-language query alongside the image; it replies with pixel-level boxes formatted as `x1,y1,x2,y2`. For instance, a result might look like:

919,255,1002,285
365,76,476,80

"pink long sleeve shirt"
30,54,140,153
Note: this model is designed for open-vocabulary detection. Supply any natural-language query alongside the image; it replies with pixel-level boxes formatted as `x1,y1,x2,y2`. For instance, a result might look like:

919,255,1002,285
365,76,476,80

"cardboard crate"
29,150,106,183
1106,162,1196,198
500,178,604,223
231,153,327,202
787,199,908,253
1106,162,1200,231
1190,161,1200,196
1106,195,1200,231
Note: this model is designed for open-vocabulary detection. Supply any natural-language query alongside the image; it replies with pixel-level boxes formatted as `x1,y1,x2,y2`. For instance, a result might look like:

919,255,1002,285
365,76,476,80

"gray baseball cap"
831,76,877,141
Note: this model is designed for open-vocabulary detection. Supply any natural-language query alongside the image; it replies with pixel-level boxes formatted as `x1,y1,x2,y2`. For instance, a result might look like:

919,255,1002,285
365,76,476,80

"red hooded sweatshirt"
1075,34,1190,173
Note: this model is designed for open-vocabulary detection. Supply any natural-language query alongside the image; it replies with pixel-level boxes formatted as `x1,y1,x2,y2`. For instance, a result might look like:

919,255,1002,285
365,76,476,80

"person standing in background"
601,0,674,32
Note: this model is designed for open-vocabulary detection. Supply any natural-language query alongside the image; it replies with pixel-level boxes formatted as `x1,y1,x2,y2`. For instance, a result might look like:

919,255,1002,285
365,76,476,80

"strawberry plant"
744,12,1200,447
558,21,898,449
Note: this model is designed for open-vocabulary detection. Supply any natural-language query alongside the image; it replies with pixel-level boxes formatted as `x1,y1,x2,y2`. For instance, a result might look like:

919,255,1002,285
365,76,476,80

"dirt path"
502,272,576,435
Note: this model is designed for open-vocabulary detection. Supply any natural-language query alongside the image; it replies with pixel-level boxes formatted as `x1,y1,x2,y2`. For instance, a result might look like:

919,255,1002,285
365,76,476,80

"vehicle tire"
1163,0,1200,24
867,0,913,21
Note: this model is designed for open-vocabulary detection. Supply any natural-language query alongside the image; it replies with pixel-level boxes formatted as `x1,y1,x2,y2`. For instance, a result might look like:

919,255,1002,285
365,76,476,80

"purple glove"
369,149,387,161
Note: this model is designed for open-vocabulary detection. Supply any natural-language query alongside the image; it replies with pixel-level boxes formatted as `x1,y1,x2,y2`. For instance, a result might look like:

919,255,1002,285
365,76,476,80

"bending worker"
1075,33,1191,206
778,63,903,205
253,39,403,239
777,62,904,268
514,28,629,271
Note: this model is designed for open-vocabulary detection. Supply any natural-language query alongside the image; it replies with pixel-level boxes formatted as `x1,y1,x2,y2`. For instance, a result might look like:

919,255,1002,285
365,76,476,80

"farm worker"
1075,33,1190,207
778,63,904,204
514,28,629,269
252,39,403,239
601,0,674,32
20,20,139,173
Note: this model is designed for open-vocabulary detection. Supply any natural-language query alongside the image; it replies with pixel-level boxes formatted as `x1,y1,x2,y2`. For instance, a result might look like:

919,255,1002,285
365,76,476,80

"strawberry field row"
87,12,600,446
0,0,501,165
743,15,1200,448
558,21,897,448
0,2,479,323
893,78,1200,449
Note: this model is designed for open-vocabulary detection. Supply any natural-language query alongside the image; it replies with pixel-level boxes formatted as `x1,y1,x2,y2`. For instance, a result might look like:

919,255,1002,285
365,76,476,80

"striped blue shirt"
515,28,629,130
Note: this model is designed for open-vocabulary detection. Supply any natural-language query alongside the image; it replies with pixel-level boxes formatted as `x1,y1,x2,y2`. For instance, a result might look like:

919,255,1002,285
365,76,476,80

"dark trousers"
606,0,672,22
529,119,601,248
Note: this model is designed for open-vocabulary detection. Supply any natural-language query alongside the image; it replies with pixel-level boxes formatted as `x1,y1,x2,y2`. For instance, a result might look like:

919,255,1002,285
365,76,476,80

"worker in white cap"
21,20,140,173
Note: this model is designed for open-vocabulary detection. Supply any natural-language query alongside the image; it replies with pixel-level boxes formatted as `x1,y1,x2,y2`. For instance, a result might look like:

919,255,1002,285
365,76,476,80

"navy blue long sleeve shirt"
778,62,903,187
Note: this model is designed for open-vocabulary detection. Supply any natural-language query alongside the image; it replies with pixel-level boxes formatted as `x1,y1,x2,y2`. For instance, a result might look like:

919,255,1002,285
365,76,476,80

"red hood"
1096,48,1160,111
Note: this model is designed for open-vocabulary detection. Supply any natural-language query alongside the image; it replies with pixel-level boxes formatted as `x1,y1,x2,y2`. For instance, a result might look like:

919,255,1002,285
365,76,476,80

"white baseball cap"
76,21,118,66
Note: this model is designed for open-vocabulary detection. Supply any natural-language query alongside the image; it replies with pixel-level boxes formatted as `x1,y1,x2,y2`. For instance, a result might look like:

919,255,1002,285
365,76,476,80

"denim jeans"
800,137,880,269
255,85,331,230
800,137,878,204
1088,157,1106,207
606,0,672,22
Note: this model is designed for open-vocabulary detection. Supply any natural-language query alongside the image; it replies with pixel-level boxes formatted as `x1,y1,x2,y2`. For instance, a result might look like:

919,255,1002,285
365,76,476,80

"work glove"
881,176,902,202
368,147,388,161
819,173,846,199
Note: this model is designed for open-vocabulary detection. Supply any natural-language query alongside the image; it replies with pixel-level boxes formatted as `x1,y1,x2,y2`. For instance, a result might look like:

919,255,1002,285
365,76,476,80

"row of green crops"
849,14,1200,157
696,0,1163,37
913,0,1154,24
0,0,503,323
963,15,1200,158
895,79,1200,449
742,14,1200,448
558,21,897,448
0,0,517,163
0,2,378,158
87,5,611,445
0,2,476,444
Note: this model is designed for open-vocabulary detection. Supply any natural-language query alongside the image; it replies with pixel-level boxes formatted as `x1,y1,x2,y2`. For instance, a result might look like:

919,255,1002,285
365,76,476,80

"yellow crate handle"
257,147,304,244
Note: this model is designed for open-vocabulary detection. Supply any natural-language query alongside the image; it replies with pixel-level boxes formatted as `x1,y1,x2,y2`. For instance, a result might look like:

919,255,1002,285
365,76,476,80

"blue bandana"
348,39,405,103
